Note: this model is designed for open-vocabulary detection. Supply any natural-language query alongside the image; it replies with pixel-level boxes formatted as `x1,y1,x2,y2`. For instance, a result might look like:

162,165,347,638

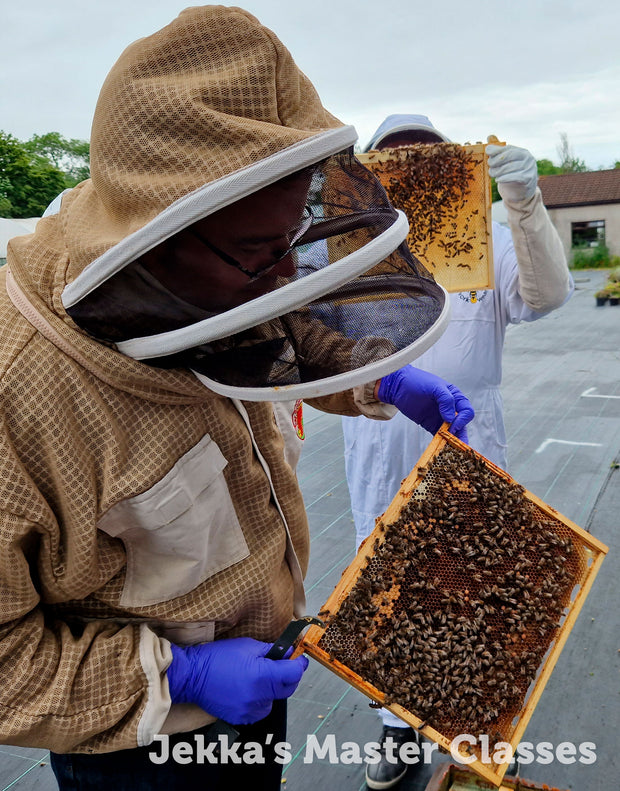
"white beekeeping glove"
486,143,538,202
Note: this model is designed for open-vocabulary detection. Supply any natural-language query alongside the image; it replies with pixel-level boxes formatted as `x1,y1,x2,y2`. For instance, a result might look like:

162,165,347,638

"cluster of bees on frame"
318,445,586,745
370,143,485,271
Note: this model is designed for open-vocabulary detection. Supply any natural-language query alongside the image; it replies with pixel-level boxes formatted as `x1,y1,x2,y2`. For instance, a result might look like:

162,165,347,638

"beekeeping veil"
59,7,449,400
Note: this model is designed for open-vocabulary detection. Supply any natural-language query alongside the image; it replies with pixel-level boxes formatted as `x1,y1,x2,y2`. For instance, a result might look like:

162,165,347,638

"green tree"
536,158,562,176
556,132,587,174
23,132,90,186
491,178,499,203
0,131,66,218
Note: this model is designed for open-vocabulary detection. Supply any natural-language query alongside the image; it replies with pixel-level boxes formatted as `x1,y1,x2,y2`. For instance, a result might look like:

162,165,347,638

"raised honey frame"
297,425,607,788
357,143,494,293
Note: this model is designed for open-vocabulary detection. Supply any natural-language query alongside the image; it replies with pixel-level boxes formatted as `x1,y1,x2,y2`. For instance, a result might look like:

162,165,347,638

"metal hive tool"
357,142,495,293
297,425,607,788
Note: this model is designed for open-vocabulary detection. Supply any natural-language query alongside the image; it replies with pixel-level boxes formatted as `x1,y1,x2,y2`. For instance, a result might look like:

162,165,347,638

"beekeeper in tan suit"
0,7,474,789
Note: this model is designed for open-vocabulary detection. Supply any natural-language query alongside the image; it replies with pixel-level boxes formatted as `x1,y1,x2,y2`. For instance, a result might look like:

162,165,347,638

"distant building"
538,169,620,259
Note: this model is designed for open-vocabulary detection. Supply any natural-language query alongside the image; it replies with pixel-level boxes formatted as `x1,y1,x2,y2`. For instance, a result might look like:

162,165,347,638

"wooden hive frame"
423,761,569,791
357,142,495,293
297,425,607,788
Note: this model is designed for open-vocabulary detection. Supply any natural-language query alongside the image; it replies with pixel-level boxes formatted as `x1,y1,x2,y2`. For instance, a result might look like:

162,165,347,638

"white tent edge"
0,217,41,259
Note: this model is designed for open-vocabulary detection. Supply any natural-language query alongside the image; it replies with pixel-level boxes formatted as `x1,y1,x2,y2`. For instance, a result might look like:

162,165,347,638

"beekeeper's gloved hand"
167,637,309,725
486,143,538,203
378,366,474,441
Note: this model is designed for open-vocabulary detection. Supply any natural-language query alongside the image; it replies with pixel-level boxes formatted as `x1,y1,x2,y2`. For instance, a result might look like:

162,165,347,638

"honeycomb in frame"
357,142,494,293
298,426,607,787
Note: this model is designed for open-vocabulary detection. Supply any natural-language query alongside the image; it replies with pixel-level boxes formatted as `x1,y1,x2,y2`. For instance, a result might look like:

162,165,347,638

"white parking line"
581,387,620,400
535,438,603,454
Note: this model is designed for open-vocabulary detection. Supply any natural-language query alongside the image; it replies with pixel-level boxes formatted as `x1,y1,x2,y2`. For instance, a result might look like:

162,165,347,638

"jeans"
50,699,287,791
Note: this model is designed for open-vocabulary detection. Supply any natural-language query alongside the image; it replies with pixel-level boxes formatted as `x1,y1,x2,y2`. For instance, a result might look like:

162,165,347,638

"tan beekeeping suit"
0,6,370,754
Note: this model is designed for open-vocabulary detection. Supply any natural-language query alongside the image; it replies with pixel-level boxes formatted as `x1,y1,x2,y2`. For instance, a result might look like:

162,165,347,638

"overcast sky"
2,0,619,169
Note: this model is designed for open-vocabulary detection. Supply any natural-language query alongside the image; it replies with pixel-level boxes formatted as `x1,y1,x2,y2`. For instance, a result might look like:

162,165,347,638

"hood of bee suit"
61,5,354,290
7,7,449,403
363,114,451,152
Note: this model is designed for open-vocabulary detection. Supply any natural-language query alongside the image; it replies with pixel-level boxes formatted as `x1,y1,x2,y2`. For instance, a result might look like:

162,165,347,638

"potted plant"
595,289,608,306
607,283,620,305
595,273,620,305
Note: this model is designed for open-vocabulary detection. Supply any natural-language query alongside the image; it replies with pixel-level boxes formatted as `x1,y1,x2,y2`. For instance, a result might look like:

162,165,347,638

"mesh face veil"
59,7,450,400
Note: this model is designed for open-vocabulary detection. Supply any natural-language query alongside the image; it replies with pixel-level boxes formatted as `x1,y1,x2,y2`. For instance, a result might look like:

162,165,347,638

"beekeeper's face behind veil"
60,6,450,400
138,170,313,313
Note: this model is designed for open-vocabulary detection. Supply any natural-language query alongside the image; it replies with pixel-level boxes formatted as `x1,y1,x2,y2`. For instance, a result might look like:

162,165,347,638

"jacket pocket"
98,433,249,606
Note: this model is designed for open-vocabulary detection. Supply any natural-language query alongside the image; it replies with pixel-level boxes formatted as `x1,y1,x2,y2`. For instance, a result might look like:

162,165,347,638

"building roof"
538,169,620,209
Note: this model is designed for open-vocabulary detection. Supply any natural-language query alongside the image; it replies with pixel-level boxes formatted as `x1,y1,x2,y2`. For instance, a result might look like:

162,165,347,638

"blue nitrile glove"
486,143,538,202
377,366,474,441
167,637,308,725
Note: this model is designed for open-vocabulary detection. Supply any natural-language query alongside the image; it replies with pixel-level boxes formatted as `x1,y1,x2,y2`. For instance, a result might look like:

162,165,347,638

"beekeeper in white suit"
342,114,573,790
